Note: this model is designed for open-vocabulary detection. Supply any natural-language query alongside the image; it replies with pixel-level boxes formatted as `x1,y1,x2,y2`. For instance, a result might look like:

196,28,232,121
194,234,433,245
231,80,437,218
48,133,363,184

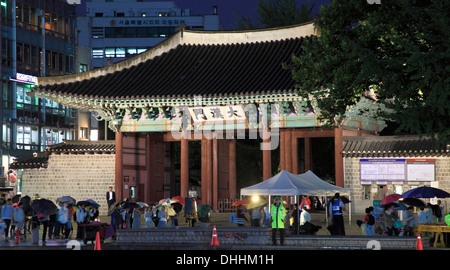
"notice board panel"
406,159,435,181
360,159,406,182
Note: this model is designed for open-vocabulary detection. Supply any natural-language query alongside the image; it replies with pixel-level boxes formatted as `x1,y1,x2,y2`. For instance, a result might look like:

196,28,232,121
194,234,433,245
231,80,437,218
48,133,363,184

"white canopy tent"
240,170,352,231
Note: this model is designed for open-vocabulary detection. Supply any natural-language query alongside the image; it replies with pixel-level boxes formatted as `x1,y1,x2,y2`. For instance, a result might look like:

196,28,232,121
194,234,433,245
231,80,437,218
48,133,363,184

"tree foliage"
233,0,314,30
287,0,450,146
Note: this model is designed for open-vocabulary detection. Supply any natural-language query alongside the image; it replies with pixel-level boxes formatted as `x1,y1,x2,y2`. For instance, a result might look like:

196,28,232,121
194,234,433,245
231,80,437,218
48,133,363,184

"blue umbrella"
402,186,450,199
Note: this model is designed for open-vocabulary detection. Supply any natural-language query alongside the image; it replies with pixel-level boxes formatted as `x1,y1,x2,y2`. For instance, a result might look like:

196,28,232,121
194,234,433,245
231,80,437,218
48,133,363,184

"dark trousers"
332,215,345,235
3,219,11,238
272,228,285,245
76,222,86,239
41,220,49,242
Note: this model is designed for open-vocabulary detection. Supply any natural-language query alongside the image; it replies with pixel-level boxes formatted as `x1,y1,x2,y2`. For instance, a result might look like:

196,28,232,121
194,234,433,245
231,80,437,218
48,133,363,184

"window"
79,63,88,73
92,27,104,39
92,48,104,58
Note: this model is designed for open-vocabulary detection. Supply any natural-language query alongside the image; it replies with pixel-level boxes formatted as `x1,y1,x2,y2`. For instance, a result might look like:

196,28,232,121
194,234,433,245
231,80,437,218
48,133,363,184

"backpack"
367,214,375,225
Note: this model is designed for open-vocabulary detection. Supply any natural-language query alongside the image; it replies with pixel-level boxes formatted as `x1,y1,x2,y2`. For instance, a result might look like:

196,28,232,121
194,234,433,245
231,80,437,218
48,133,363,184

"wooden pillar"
334,126,344,187
180,133,189,198
212,137,218,211
201,137,212,206
304,137,311,172
279,129,285,171
229,139,236,199
145,135,151,203
262,133,272,180
291,134,298,174
115,132,123,200
285,128,292,172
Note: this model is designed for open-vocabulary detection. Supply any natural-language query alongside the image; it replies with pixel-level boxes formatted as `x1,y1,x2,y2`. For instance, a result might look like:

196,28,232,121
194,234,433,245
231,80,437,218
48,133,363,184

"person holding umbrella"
75,203,87,240
271,197,286,246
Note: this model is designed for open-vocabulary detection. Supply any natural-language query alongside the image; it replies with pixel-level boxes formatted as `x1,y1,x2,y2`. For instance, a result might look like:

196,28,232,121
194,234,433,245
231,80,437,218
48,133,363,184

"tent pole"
297,195,299,235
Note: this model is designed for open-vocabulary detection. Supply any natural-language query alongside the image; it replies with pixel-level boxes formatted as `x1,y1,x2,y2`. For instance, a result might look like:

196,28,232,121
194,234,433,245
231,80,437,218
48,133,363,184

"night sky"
77,0,332,30
172,0,332,30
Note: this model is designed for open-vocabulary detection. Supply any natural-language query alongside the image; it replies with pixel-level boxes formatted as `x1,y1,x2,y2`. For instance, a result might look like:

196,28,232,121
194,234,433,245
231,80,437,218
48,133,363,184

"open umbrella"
108,200,122,216
171,196,185,206
197,204,211,219
158,198,178,204
246,198,267,210
84,199,100,208
402,186,450,198
31,198,58,216
381,194,403,205
56,196,76,204
232,200,249,207
400,197,426,208
136,202,149,208
20,195,33,216
383,202,407,211
122,201,140,209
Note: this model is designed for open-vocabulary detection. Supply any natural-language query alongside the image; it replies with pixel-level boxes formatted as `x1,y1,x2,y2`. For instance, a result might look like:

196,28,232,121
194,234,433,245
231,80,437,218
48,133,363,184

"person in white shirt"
75,204,87,240
300,205,311,226
300,205,322,235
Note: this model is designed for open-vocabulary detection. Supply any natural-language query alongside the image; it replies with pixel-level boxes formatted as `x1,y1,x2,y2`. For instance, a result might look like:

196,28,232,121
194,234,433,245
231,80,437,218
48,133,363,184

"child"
364,207,375,236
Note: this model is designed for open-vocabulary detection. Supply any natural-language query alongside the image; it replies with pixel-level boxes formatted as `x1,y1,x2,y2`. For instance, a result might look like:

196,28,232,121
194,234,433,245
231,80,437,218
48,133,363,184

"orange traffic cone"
94,231,101,250
416,233,423,250
210,225,219,246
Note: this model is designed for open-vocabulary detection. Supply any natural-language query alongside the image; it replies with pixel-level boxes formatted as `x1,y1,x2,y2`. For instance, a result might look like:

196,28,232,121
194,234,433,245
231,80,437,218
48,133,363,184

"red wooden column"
201,136,213,206
284,128,292,172
334,126,344,187
212,137,218,211
145,134,152,203
229,139,237,199
262,131,272,180
291,133,298,174
115,132,123,200
180,133,189,198
279,129,285,171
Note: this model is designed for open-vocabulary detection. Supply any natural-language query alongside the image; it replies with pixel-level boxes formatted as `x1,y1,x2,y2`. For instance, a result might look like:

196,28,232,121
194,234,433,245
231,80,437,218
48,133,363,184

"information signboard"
406,159,435,181
360,159,406,182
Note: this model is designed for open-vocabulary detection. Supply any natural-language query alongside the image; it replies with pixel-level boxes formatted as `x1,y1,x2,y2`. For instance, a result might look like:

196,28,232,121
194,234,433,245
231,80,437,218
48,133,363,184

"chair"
229,214,236,223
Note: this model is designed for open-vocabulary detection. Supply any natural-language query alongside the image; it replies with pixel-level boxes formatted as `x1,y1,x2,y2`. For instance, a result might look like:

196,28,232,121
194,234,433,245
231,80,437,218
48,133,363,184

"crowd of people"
234,194,334,245
0,193,101,245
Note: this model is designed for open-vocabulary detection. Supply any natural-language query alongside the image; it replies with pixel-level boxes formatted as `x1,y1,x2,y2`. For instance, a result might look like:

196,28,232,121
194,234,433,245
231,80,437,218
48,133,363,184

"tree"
233,0,314,30
286,0,450,146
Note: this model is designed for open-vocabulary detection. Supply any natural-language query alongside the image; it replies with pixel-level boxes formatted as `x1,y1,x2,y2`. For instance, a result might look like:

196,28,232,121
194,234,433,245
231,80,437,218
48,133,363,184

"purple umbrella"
402,186,450,199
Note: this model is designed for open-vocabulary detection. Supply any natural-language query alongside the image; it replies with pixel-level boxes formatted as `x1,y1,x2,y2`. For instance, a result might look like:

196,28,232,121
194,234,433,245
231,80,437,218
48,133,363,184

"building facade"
0,0,86,186
77,0,223,69
342,136,450,213
31,23,391,210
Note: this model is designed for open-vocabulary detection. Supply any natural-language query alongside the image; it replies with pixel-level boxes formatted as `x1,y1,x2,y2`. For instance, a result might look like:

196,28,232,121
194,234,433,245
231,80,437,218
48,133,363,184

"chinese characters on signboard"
117,19,185,26
188,105,246,123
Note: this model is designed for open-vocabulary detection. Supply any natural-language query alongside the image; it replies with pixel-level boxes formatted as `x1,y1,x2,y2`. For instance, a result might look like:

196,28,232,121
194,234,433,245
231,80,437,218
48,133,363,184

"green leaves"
289,0,450,146
233,0,314,30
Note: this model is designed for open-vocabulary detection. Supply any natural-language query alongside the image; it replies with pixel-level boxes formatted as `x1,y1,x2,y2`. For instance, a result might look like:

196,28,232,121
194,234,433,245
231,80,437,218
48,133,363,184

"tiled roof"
45,140,115,154
34,25,315,101
342,136,450,157
9,140,115,169
9,154,49,169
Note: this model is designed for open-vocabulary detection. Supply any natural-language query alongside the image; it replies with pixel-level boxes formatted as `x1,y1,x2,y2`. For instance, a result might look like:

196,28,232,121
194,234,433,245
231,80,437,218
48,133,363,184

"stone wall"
21,153,115,215
344,156,450,213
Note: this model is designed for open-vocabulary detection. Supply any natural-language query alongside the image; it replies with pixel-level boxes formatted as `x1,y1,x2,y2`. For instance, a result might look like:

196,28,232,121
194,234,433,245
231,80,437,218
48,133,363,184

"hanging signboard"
406,159,435,181
360,159,406,182
188,105,246,123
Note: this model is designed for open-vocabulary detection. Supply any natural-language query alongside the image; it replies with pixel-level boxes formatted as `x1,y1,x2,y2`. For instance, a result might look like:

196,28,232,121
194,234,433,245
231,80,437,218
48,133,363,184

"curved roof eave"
36,22,317,88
